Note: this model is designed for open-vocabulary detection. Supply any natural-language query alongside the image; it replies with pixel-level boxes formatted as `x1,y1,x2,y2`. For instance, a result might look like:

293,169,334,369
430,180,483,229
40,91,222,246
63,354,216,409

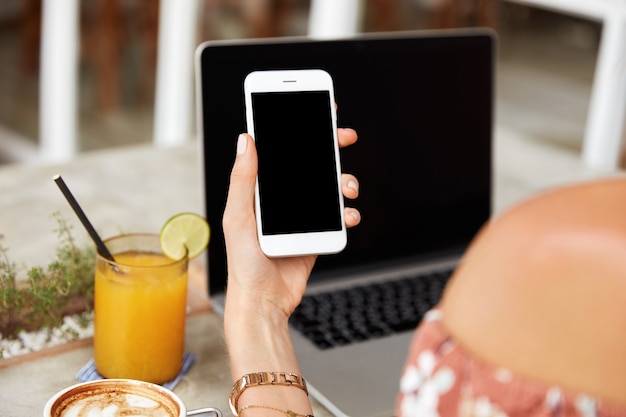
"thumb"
223,134,258,229
231,133,257,177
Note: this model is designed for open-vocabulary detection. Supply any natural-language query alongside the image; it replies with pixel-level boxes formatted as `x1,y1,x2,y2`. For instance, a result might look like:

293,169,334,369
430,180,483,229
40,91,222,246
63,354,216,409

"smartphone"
244,69,346,257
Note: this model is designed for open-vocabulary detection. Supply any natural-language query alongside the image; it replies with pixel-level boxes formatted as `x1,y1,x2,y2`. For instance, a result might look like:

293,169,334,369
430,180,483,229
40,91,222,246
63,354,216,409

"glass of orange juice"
93,233,188,384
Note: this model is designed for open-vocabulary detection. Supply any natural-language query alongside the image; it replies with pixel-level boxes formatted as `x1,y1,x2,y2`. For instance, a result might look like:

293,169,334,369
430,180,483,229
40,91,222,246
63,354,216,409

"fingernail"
237,134,247,155
348,180,359,193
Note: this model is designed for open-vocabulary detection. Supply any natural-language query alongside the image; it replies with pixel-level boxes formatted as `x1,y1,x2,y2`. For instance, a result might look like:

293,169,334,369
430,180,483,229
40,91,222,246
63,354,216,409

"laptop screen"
197,30,494,296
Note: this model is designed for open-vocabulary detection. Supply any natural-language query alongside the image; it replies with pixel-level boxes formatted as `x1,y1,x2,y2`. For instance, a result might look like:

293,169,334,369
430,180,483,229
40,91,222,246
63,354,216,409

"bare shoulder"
440,176,626,406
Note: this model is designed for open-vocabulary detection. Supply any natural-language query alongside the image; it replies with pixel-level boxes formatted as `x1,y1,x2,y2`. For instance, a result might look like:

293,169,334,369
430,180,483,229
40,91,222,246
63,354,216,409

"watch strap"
229,372,308,416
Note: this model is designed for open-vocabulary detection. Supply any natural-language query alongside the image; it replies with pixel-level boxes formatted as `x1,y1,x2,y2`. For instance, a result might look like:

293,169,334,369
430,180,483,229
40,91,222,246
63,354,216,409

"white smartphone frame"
244,69,346,257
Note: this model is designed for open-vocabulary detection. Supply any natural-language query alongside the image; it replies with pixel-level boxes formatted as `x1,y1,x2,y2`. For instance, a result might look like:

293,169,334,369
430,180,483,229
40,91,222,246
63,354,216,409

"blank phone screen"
251,90,342,235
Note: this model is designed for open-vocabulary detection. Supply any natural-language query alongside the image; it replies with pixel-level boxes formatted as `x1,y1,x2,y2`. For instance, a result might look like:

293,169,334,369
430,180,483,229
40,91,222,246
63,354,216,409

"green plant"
0,236,23,338
0,213,96,345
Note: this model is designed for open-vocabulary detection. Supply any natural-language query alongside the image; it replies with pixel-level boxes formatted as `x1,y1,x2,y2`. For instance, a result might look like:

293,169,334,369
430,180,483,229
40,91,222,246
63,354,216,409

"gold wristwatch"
229,371,308,416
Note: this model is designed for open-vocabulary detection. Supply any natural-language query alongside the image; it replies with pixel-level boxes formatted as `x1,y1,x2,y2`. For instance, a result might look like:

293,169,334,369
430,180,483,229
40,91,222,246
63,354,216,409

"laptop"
195,29,494,417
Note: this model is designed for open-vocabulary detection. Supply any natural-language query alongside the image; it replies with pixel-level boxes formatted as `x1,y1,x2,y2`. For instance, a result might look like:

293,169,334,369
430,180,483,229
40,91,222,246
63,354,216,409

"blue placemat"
76,352,196,390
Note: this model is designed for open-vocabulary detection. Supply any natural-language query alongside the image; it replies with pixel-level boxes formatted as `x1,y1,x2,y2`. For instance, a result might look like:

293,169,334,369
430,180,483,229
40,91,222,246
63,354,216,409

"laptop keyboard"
290,268,453,349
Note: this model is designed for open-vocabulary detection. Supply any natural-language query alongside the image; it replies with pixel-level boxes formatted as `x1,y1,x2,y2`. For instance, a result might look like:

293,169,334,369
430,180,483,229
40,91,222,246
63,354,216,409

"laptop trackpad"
293,331,414,417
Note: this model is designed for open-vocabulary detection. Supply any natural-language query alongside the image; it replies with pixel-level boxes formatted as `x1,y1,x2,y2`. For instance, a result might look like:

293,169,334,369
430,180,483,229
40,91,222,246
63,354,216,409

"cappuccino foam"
53,386,178,417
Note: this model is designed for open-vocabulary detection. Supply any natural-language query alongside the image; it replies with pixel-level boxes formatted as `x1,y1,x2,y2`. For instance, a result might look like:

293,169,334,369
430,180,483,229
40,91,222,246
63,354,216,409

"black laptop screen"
197,30,494,295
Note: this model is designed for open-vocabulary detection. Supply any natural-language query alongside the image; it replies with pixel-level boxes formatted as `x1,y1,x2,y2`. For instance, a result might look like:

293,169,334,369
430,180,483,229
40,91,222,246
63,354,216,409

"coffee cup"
43,379,222,417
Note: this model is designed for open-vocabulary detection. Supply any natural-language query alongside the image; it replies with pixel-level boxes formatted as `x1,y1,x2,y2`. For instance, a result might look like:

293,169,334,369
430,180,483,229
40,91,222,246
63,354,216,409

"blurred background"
0,0,618,168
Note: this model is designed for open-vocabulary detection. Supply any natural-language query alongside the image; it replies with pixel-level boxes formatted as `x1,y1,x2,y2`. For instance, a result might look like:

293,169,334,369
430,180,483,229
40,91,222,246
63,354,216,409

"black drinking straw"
53,175,116,262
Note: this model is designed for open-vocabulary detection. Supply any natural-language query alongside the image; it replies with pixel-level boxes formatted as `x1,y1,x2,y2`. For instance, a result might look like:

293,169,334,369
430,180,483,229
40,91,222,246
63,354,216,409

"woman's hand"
223,128,360,319
223,127,360,416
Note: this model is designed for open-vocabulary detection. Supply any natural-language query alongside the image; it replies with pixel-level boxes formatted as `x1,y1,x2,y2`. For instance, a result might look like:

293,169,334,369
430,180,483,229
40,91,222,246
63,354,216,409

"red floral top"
397,310,626,417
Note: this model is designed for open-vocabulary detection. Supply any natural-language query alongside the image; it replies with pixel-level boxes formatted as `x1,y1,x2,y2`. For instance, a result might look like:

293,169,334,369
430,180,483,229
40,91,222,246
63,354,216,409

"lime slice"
160,212,210,260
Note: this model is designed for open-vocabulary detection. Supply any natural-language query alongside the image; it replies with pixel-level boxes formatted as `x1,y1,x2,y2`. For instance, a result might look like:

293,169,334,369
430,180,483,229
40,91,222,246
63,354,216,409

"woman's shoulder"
439,176,626,408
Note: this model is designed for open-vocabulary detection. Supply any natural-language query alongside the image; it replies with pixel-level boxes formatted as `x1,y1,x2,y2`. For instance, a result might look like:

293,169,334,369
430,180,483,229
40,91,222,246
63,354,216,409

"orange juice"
93,234,188,384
